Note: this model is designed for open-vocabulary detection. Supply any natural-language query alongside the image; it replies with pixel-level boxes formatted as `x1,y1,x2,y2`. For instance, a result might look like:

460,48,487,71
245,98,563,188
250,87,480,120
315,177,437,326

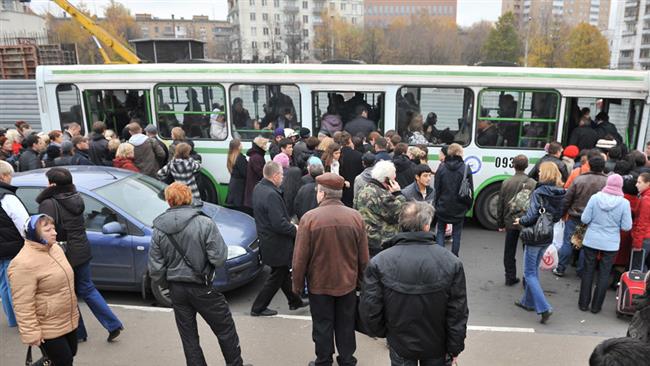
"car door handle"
136,246,145,251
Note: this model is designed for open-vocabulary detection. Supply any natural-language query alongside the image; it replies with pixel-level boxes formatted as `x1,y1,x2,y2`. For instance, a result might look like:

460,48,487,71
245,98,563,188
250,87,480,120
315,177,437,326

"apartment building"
610,0,650,69
502,0,610,32
135,14,232,61
228,0,364,63
364,0,457,28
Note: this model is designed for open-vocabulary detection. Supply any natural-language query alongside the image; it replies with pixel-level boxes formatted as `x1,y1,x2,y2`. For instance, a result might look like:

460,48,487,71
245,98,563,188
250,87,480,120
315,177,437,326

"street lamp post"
524,16,532,67
330,15,335,59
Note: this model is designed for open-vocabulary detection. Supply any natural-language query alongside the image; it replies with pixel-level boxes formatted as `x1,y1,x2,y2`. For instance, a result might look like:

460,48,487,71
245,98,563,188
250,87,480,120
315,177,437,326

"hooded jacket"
359,231,468,359
320,114,343,134
357,179,406,253
632,189,650,249
519,183,566,246
88,132,112,166
8,240,79,345
244,143,266,208
37,184,92,268
393,154,415,189
581,192,633,251
434,156,473,223
129,133,166,177
148,206,226,285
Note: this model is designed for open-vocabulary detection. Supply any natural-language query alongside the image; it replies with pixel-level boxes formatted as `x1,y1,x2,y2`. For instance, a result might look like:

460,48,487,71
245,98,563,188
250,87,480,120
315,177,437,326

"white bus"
35,64,650,229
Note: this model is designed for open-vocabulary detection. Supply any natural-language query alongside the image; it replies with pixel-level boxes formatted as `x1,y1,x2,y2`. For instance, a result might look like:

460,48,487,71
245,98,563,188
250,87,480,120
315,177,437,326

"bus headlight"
227,246,247,260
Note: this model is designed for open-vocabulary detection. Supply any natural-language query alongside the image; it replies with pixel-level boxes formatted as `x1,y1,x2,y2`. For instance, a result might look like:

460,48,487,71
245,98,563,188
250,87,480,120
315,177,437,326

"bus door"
561,97,645,150
311,90,385,136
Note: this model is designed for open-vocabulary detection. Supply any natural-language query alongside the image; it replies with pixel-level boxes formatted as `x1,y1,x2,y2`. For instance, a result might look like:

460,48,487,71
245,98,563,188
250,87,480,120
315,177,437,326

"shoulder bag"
25,346,50,366
166,233,214,287
458,163,472,202
520,199,554,246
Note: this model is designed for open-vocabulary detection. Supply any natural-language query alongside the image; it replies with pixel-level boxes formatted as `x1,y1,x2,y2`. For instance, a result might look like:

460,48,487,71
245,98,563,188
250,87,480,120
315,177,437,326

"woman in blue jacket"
514,162,566,324
579,174,633,313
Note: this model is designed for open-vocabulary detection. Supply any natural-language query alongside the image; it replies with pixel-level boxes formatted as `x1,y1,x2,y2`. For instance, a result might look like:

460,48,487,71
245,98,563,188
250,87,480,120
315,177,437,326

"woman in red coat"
113,143,140,173
632,172,650,270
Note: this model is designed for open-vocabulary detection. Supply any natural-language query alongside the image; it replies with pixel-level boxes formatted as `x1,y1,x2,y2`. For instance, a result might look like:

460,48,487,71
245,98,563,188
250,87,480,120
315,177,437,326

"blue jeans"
520,245,552,314
436,220,463,256
389,347,446,366
557,217,584,274
73,261,122,340
0,259,17,327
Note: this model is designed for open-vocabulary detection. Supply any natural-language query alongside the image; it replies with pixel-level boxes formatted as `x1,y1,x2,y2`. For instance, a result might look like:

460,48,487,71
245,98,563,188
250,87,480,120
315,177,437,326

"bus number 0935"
495,157,514,169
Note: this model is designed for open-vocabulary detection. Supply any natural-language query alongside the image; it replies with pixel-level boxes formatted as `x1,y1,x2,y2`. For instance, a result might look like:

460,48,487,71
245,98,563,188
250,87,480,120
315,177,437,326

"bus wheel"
475,182,501,231
197,171,219,204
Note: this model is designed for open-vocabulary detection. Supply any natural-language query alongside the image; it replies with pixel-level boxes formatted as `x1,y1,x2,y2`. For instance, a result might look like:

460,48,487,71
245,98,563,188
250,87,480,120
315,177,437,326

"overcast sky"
28,0,503,27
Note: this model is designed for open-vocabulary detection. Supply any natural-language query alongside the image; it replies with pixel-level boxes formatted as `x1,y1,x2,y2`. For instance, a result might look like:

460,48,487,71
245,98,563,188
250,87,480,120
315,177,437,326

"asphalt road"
0,222,632,365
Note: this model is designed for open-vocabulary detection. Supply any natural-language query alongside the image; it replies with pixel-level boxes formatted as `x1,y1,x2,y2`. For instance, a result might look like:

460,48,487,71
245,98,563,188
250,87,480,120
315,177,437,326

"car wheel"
150,279,172,308
475,182,501,231
196,171,219,204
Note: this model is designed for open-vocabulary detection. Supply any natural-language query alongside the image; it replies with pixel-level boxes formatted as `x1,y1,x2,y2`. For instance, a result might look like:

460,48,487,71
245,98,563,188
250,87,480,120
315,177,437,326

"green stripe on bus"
194,147,229,154
51,68,646,82
482,156,496,163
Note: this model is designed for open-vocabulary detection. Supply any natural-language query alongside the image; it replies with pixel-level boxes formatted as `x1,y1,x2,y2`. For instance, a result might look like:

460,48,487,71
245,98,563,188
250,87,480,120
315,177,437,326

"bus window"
312,91,384,137
229,84,301,140
563,97,645,150
396,87,472,146
83,90,150,136
55,84,84,134
478,89,559,149
154,84,226,140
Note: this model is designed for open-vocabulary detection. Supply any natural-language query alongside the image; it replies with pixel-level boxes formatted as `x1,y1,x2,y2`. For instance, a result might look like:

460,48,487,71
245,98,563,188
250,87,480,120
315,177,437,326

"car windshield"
93,174,170,227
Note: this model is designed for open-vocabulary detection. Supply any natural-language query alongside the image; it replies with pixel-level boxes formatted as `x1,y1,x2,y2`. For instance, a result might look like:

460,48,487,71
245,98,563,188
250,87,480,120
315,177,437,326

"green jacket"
356,179,406,253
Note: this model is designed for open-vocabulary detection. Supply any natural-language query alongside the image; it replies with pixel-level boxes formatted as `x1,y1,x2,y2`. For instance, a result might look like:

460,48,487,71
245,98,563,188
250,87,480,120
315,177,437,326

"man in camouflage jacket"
356,160,406,256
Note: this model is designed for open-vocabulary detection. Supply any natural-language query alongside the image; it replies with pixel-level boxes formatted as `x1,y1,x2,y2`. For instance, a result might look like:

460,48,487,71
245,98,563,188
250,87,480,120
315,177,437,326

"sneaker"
250,308,277,317
540,311,553,324
107,327,123,342
289,299,310,311
552,268,564,277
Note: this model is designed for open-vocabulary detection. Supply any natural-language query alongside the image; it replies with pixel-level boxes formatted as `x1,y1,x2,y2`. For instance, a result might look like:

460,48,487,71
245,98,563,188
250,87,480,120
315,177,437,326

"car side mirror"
102,222,127,236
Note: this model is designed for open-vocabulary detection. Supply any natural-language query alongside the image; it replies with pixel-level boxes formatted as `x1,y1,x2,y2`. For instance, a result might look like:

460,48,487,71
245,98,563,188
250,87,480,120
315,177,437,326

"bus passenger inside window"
84,90,150,137
477,90,558,149
155,84,227,140
396,87,472,146
312,91,384,138
229,84,301,140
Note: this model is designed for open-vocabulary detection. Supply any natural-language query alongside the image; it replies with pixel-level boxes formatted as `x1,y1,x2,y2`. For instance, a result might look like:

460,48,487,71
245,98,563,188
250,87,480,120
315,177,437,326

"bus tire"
197,171,219,204
474,182,501,231
150,278,172,308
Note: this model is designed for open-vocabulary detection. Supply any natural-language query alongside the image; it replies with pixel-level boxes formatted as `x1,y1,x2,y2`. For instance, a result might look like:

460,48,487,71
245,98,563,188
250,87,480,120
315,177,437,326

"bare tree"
284,15,304,63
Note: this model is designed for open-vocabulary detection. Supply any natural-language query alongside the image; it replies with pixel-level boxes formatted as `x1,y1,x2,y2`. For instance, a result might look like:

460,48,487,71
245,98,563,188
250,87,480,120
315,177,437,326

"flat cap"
316,172,345,190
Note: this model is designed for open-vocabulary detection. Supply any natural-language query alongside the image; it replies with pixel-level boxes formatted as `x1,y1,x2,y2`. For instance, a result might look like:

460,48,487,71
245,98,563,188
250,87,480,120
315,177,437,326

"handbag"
520,202,554,246
25,346,51,366
571,223,587,249
457,163,473,204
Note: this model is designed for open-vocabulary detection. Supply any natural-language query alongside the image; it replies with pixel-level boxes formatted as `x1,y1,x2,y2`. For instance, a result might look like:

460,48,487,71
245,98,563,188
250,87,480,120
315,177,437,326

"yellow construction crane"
52,0,141,64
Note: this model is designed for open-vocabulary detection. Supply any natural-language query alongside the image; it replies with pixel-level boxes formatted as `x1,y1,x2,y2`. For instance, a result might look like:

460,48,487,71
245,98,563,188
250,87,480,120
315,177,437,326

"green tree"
561,23,609,68
482,12,522,64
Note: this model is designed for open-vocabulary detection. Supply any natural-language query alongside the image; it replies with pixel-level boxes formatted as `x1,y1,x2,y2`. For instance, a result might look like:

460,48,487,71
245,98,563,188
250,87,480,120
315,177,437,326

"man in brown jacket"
292,172,369,366
127,122,166,177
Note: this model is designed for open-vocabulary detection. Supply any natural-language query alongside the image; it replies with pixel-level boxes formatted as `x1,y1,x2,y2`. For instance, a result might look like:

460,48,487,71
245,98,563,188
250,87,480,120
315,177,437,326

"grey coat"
148,206,227,285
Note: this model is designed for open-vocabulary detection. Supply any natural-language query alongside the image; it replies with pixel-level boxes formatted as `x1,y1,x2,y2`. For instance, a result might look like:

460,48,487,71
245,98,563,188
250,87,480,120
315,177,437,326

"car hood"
201,203,257,247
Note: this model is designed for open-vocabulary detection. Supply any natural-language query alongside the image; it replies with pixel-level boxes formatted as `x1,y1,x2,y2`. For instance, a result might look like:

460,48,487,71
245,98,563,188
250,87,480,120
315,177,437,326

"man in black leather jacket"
149,182,249,366
360,201,468,366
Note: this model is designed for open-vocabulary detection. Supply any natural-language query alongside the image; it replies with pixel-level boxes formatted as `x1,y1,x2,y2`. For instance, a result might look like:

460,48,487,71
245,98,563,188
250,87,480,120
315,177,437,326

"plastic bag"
540,245,559,271
552,221,565,250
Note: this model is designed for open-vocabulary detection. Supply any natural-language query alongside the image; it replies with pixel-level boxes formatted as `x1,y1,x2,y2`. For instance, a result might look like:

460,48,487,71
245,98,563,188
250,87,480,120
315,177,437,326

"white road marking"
108,305,536,334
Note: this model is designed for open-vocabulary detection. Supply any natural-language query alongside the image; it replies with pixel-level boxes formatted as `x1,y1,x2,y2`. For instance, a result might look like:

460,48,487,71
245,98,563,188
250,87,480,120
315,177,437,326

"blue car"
12,166,262,307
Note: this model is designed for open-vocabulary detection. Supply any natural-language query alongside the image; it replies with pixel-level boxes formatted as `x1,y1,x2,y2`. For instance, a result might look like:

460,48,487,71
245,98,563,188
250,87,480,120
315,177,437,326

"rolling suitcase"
616,249,647,317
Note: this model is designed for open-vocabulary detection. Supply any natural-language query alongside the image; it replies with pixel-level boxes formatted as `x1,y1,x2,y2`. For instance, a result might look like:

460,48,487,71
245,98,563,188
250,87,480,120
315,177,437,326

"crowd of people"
2,114,650,365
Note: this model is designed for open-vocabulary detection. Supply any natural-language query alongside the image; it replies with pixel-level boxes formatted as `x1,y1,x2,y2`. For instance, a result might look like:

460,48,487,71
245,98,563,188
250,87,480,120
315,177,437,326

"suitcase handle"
629,248,646,272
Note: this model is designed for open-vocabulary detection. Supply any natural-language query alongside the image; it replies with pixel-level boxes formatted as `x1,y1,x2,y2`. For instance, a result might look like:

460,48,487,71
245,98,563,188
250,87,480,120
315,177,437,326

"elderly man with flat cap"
292,173,369,366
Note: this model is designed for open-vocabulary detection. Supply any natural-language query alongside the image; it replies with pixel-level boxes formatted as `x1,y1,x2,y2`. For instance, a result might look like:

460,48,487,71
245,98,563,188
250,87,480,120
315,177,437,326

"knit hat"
563,145,579,159
274,127,285,137
144,124,158,134
25,214,48,245
299,127,311,138
272,152,290,169
307,156,323,167
596,139,617,151
602,174,624,197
